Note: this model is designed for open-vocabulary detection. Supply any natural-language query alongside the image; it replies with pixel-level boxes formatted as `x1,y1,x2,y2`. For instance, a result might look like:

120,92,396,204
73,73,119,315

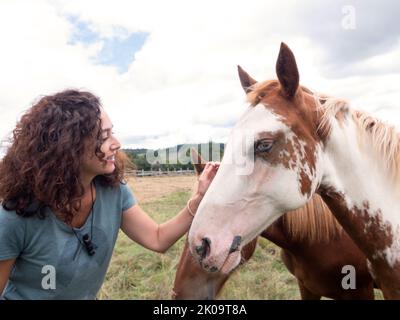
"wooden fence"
126,169,195,177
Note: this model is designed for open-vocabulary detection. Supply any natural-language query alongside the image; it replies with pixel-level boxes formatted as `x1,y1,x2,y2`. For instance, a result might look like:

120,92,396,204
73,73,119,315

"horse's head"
189,43,324,273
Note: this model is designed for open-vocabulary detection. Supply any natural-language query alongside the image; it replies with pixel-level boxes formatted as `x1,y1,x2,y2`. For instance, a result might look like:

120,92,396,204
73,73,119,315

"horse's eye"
255,140,273,153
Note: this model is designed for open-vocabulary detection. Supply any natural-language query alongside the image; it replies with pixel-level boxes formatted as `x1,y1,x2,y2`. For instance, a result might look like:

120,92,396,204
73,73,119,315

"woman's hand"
121,162,220,253
195,161,220,197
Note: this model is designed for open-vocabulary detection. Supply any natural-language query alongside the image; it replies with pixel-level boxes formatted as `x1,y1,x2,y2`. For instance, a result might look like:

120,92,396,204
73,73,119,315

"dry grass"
127,175,197,204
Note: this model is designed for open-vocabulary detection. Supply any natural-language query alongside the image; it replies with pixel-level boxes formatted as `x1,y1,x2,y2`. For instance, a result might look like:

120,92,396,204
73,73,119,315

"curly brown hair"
0,89,127,223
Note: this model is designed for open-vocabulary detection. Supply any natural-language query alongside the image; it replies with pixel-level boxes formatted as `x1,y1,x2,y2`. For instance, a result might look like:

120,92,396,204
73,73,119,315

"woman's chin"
101,163,116,174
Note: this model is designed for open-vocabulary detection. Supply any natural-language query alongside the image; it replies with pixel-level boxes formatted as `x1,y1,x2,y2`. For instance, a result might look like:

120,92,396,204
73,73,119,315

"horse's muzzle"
194,235,242,273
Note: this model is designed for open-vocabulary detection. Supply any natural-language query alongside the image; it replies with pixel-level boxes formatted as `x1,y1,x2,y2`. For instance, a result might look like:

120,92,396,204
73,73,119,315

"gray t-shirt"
0,180,136,300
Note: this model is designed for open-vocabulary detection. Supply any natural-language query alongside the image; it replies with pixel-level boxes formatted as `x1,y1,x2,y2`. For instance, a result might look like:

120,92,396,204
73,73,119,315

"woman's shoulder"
0,202,47,223
96,180,136,211
0,205,22,221
96,180,134,199
0,205,27,231
96,179,132,193
119,180,133,192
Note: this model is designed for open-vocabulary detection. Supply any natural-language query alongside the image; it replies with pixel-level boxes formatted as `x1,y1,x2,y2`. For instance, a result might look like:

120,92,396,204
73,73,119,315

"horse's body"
188,43,400,298
174,154,374,300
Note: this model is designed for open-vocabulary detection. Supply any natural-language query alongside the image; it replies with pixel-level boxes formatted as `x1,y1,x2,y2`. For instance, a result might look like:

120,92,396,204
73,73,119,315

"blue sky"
68,15,148,73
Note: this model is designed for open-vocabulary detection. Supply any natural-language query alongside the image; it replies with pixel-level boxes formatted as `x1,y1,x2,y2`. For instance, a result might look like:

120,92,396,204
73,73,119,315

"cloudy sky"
0,0,399,154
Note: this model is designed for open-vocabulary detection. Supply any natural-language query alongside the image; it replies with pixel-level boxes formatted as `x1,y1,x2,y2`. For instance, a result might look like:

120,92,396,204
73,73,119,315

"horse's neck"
319,116,400,265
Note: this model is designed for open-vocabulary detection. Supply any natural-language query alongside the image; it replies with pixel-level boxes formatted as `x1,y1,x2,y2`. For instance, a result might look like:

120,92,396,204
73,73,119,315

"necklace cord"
71,182,96,256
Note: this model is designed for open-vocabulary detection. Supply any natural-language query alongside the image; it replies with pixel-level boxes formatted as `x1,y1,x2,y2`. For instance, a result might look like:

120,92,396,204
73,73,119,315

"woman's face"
81,109,121,178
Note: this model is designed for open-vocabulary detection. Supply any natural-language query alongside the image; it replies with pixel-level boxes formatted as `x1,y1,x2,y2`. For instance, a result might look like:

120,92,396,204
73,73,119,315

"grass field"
98,175,383,300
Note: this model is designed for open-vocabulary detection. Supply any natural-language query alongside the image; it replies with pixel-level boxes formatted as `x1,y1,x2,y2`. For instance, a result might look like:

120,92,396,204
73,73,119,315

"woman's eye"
101,136,109,143
101,131,116,143
255,140,273,153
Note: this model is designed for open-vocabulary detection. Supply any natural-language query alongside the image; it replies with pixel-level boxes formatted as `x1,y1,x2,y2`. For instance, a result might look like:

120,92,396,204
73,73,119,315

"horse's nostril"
229,235,242,254
195,237,211,260
195,245,203,258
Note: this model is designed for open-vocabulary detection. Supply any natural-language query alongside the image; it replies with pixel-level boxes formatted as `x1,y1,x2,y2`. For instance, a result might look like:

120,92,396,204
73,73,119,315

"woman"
0,90,219,299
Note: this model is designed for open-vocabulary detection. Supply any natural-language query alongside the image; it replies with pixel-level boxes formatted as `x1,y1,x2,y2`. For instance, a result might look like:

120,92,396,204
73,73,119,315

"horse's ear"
276,42,299,99
191,148,206,176
238,65,257,94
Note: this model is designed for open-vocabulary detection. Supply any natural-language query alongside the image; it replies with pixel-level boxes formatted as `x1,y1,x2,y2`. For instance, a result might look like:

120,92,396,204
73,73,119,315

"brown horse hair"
282,194,343,243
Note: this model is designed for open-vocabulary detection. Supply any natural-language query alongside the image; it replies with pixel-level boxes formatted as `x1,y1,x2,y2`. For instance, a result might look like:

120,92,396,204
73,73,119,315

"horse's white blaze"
322,114,400,267
236,104,288,132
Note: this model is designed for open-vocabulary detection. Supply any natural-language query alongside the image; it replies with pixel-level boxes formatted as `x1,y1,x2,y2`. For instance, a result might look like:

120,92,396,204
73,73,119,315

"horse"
188,43,400,299
172,150,374,300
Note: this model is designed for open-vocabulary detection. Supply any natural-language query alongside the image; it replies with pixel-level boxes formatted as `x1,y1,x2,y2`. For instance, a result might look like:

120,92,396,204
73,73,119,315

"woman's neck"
81,173,95,194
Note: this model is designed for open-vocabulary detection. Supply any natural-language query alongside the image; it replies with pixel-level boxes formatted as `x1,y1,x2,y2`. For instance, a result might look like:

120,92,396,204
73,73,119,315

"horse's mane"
282,194,342,243
316,93,400,188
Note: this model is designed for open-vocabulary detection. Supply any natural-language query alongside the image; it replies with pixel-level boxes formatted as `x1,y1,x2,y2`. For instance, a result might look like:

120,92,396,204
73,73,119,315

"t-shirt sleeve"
120,183,137,212
0,208,26,261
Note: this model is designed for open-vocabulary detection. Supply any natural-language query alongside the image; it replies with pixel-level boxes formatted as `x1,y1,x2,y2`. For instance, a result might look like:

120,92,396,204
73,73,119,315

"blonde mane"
316,93,400,188
282,194,342,243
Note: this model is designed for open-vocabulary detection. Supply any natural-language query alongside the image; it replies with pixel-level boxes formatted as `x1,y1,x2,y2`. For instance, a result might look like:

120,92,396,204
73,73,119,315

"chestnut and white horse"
174,151,374,300
188,43,400,299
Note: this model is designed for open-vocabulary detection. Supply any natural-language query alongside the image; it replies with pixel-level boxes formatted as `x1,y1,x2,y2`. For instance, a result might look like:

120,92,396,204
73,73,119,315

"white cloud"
0,0,400,151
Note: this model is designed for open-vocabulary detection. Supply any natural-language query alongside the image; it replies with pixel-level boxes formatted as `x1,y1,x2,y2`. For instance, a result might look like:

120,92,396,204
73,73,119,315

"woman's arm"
121,162,219,253
0,259,15,295
121,194,202,253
